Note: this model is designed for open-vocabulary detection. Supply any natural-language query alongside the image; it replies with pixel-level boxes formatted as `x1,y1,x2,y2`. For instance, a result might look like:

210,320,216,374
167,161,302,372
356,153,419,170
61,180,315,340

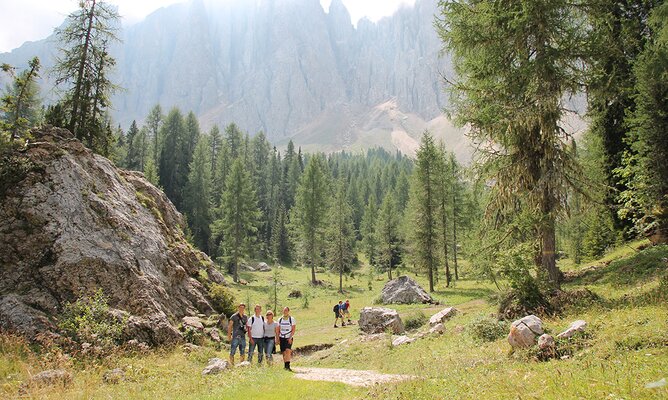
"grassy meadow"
2,243,667,399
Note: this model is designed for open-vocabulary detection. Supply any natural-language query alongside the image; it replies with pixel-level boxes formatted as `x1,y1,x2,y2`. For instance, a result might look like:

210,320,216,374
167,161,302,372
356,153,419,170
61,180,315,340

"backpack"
333,304,340,313
251,315,265,325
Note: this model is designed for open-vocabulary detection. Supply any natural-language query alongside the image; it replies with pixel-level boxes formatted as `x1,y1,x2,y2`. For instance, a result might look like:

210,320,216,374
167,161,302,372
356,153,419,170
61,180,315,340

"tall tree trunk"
452,191,459,280
540,219,559,287
442,207,450,287
339,261,343,293
388,243,393,280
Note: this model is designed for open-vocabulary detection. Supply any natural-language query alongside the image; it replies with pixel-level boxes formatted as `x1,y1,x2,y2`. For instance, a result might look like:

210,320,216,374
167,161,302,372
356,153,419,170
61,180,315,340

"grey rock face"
0,128,220,346
359,307,404,334
508,315,544,349
381,276,433,304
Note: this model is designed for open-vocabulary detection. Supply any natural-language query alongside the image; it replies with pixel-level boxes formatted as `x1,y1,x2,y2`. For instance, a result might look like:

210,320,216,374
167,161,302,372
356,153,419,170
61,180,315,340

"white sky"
0,0,416,53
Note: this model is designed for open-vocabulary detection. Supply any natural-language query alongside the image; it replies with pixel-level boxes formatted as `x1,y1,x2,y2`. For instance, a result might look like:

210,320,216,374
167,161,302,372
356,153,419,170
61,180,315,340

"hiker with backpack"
278,306,296,371
247,304,266,364
333,300,345,328
227,303,248,365
263,310,280,365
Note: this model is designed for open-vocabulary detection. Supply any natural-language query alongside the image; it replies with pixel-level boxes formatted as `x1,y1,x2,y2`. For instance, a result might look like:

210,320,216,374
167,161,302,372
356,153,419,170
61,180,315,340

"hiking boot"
333,325,338,328
342,322,346,326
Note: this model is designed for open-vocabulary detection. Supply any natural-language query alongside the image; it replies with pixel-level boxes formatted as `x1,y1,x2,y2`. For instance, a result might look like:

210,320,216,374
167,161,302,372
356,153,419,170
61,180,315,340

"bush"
403,311,427,331
467,315,507,342
58,289,126,348
209,283,236,317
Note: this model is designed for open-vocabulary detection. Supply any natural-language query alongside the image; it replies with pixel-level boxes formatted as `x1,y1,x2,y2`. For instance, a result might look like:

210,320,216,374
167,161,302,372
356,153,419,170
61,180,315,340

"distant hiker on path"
333,300,345,328
247,304,265,364
343,299,352,324
264,310,280,365
228,303,248,365
279,306,296,371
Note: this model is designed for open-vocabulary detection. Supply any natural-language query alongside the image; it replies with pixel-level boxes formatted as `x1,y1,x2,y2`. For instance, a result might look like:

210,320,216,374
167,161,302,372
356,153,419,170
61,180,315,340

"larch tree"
325,180,356,293
437,0,586,288
376,193,400,280
292,154,329,284
184,138,213,253
146,104,163,166
53,0,120,153
408,132,441,292
436,143,453,287
360,194,379,266
0,57,41,144
212,158,260,282
158,108,186,209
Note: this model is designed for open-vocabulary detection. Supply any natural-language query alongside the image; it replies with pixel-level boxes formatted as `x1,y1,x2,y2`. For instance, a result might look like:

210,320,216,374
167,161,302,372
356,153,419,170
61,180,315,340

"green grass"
3,242,667,399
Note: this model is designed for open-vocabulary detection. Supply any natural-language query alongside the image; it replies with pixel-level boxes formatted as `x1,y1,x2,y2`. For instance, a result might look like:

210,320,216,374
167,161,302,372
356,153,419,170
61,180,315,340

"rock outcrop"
358,307,404,334
557,320,587,339
507,315,544,349
0,128,221,345
381,276,433,304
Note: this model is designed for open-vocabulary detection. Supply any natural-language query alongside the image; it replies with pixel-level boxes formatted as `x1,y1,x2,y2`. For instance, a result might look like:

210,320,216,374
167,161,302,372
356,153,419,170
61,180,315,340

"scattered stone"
103,368,125,384
358,307,404,334
239,279,249,286
183,343,200,352
429,323,445,335
288,290,302,299
28,369,72,388
256,262,272,272
380,276,433,304
202,358,229,375
507,315,544,349
360,333,385,342
429,307,458,326
645,378,667,389
207,267,226,284
208,327,221,342
241,264,255,272
538,334,555,350
235,361,251,368
182,316,204,331
454,325,465,334
557,320,587,339
392,335,415,346
126,339,150,353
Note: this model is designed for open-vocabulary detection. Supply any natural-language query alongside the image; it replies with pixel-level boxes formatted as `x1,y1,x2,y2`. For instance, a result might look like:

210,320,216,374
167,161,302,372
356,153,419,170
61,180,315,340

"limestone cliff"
0,127,224,345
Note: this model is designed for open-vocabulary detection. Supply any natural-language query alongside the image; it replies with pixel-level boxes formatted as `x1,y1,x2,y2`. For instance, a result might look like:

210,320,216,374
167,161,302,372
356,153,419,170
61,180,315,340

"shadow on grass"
568,245,668,288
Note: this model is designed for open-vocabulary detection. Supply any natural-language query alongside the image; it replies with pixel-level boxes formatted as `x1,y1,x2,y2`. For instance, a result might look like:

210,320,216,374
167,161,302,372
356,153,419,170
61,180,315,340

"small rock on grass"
103,368,125,384
202,358,229,375
26,369,72,388
235,361,251,368
429,323,445,335
645,378,667,389
392,335,415,346
556,320,587,339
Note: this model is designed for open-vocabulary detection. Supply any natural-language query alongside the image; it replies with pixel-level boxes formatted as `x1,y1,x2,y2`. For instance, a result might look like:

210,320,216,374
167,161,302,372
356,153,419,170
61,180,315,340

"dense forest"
1,0,666,303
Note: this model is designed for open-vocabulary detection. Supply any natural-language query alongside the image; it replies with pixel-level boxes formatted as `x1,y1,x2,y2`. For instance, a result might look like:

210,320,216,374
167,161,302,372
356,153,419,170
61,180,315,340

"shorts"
334,311,341,318
343,309,351,317
279,337,293,352
230,336,246,356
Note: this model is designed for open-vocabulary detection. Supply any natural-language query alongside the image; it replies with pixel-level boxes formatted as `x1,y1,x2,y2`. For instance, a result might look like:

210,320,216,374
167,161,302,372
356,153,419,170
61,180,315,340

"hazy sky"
0,0,416,53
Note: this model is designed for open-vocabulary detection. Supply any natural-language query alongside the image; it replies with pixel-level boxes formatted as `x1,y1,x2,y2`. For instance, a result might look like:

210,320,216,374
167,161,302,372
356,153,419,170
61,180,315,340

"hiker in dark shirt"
227,303,248,365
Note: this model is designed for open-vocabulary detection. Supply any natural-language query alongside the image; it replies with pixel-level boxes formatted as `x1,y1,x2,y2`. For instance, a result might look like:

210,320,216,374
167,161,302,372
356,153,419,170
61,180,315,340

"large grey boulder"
508,315,544,349
358,307,404,334
256,262,272,272
380,276,433,304
429,307,458,326
0,128,220,346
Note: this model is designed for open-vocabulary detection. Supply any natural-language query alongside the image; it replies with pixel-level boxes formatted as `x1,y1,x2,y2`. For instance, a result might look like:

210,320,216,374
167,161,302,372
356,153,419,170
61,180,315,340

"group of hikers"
227,304,296,371
333,299,352,328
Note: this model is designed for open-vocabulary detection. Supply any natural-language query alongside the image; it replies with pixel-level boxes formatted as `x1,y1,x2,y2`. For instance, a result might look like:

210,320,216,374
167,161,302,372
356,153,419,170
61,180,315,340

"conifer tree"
436,144,453,287
325,181,356,293
158,108,186,209
125,120,140,170
212,159,260,282
292,154,329,284
376,193,400,280
0,57,41,144
360,195,378,266
146,104,163,166
185,138,212,252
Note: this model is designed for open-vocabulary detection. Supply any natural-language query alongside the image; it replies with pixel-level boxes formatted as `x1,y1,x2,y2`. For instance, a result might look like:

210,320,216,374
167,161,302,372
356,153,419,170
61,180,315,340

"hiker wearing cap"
278,306,296,371
333,300,345,328
263,310,280,365
227,303,248,365
343,299,352,324
247,304,266,364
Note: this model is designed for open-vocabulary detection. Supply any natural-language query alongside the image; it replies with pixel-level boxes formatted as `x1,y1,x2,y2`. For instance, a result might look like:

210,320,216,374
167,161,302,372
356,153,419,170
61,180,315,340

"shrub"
208,283,236,317
403,311,427,331
57,289,126,348
182,327,204,345
467,315,507,342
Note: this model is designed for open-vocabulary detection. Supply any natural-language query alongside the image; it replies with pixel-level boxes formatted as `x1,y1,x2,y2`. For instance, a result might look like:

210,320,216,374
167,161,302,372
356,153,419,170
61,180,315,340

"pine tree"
146,104,163,166
125,120,140,170
53,0,120,152
376,193,400,280
360,195,378,266
437,0,587,288
212,159,260,282
325,181,356,293
292,154,329,284
436,144,453,287
224,123,243,160
185,138,212,253
0,57,41,144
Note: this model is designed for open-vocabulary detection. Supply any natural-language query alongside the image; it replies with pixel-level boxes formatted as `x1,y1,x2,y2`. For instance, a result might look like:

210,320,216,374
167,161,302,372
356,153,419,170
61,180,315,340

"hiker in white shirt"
278,306,296,371
246,304,266,364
